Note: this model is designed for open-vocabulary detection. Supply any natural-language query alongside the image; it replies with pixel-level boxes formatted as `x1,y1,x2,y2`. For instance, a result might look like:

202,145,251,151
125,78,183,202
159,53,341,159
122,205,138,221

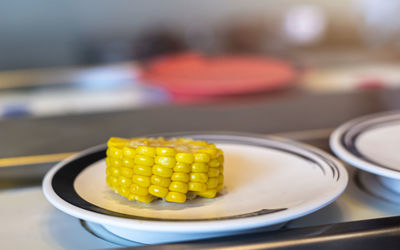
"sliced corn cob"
105,137,224,203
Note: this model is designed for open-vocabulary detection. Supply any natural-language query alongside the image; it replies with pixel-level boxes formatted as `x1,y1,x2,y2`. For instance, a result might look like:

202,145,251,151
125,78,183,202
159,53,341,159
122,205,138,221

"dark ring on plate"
52,134,339,221
340,114,400,172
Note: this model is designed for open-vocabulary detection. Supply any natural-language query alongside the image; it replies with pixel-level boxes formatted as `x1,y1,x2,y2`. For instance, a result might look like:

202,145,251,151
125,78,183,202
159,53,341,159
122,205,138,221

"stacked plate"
43,133,348,244
330,111,400,203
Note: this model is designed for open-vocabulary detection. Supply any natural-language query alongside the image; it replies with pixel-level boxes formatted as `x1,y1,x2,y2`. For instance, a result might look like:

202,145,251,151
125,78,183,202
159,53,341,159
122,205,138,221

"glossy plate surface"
330,111,400,179
43,133,347,244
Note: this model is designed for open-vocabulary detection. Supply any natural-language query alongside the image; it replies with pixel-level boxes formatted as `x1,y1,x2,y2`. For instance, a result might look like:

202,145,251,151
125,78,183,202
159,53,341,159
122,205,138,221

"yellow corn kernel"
132,175,151,187
122,146,136,158
169,181,188,193
106,175,118,187
218,174,224,184
152,165,173,178
107,147,123,159
109,159,122,168
191,162,209,173
209,159,220,167
107,137,129,148
193,140,208,147
134,155,154,166
151,175,171,187
176,152,194,164
110,167,120,176
128,193,136,201
155,156,176,168
171,172,189,182
118,186,130,197
121,167,133,178
122,159,134,168
133,138,149,145
190,173,208,183
135,194,154,204
173,162,191,173
194,153,210,163
198,148,218,159
208,167,219,177
188,182,207,192
216,183,224,192
149,185,169,198
106,167,111,176
219,166,224,173
118,176,132,187
166,192,186,203
130,183,149,196
133,165,152,176
136,145,156,157
218,154,224,164
196,189,217,198
156,147,176,156
207,177,218,189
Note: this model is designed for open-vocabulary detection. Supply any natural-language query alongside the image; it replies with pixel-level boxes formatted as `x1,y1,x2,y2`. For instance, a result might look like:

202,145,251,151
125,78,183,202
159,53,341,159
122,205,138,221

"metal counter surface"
1,89,400,249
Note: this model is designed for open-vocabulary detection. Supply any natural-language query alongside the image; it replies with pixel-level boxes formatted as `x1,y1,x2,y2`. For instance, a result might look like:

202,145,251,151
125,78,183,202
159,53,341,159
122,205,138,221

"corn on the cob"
105,137,224,203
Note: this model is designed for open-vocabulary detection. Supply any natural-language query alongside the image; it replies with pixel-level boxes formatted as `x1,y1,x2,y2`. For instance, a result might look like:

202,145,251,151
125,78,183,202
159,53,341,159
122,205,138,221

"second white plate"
330,111,400,179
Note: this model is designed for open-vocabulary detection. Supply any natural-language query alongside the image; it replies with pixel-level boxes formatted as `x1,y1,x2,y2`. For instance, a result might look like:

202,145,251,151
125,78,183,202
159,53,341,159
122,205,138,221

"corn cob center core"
105,137,224,203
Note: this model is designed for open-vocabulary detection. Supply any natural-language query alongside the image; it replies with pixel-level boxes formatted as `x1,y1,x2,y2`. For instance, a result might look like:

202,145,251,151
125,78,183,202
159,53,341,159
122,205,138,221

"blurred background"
1,0,400,118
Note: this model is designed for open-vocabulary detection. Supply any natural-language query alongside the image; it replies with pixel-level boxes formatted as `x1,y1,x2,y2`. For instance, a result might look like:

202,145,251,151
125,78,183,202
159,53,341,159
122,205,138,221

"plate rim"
330,111,400,179
43,132,348,233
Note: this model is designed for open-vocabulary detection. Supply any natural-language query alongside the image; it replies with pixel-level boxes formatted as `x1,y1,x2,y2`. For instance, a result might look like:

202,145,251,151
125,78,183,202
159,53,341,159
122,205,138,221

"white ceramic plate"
330,111,400,180
43,133,348,244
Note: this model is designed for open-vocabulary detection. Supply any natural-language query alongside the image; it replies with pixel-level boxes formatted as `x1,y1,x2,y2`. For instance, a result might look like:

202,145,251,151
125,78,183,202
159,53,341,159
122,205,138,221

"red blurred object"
140,53,298,96
357,78,386,90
